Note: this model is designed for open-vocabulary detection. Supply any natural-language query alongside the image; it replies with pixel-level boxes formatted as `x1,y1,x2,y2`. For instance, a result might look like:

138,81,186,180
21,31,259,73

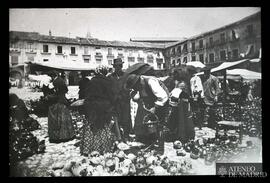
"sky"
9,8,260,41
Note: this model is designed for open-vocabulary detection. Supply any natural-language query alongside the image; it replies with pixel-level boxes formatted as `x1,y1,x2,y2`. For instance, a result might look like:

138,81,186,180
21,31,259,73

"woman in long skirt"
168,80,195,143
80,66,116,155
47,71,75,143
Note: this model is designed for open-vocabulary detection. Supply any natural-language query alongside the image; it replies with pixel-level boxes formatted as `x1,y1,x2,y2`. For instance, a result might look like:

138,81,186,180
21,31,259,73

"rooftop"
10,31,167,49
130,37,186,42
164,11,261,48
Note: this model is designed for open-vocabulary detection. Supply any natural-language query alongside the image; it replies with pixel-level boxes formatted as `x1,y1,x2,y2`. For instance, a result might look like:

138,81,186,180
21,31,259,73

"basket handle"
142,113,159,125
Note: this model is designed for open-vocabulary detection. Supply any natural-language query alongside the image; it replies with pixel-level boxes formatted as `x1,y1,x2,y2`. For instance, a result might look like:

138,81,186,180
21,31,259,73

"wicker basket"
143,113,159,134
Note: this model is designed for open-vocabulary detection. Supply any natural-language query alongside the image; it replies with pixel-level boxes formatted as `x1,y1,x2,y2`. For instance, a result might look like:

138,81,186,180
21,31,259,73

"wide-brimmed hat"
123,74,140,90
112,58,124,66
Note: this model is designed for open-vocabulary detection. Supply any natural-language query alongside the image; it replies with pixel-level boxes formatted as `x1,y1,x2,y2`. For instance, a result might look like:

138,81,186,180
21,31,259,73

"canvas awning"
28,61,99,71
28,74,51,81
216,69,261,81
245,45,254,56
186,61,206,68
227,69,261,80
249,58,261,63
211,59,249,73
196,59,249,75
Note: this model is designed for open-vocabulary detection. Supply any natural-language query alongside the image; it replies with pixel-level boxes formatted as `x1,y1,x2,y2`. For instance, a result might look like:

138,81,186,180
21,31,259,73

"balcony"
41,52,52,55
107,54,114,58
95,54,103,60
137,58,145,63
55,53,64,55
117,55,124,59
190,49,196,53
182,49,188,54
216,39,227,46
82,55,91,59
196,46,204,51
128,57,135,62
206,42,215,49
69,53,78,56
229,37,240,43
9,48,21,53
25,49,37,54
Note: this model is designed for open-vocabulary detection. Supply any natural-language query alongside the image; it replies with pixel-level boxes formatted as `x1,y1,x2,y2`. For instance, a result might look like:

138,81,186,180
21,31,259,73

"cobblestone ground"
9,86,262,176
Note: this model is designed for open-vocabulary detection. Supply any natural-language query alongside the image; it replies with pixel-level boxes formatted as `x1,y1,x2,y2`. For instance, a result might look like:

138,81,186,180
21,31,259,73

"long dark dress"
168,90,195,143
47,76,75,143
78,77,90,99
108,71,132,137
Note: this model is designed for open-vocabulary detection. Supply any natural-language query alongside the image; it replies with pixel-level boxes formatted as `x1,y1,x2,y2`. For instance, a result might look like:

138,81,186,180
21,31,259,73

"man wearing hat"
202,67,221,129
124,73,169,154
108,58,132,141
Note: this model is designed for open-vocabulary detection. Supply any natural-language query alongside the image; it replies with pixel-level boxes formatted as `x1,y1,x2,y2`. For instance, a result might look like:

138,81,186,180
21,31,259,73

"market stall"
27,61,99,71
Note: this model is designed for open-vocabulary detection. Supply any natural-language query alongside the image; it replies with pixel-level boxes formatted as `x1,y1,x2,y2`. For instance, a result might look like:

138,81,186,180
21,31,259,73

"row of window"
171,49,239,65
11,43,161,59
170,24,254,55
10,54,162,66
42,45,158,59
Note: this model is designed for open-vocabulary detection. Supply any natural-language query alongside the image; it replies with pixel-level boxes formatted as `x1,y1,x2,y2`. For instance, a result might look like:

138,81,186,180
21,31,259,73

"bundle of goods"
22,116,41,131
9,117,45,164
28,97,50,117
47,149,193,176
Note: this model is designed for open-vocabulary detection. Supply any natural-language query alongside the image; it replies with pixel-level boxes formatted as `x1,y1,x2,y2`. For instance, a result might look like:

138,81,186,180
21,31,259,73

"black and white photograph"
9,7,263,177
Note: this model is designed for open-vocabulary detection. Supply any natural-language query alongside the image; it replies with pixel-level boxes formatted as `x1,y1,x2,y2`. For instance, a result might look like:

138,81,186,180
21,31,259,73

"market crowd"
9,58,260,159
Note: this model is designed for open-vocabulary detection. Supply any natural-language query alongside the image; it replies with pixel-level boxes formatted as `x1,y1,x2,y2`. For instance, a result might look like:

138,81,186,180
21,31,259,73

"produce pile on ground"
9,116,46,173
28,97,50,117
47,149,193,176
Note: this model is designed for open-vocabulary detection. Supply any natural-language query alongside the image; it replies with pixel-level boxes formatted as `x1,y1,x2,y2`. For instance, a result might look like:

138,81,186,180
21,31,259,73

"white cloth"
170,88,182,99
190,75,204,98
48,82,54,89
169,87,182,107
141,76,168,107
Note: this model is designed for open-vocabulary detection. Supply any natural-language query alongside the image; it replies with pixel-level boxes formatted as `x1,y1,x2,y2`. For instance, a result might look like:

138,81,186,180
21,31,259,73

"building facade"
9,11,261,83
9,31,166,82
163,11,261,69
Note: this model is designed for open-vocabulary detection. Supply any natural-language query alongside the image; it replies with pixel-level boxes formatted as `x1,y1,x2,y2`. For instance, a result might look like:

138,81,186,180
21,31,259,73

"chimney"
86,31,92,39
49,30,52,36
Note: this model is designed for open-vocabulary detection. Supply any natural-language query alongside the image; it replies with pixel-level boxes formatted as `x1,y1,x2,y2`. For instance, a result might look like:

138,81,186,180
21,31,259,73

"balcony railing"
107,54,114,58
9,48,21,53
25,49,37,54
41,52,52,55
95,55,103,58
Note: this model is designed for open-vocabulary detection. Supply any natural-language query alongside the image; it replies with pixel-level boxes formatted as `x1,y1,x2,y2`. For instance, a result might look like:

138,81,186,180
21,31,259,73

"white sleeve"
148,78,168,106
48,82,54,89
196,76,204,97
132,91,140,102
190,77,195,97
